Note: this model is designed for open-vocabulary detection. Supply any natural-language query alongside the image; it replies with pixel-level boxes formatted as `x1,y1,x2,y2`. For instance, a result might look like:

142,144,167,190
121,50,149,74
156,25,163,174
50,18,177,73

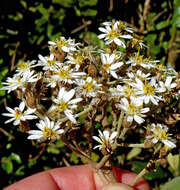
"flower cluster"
1,20,180,173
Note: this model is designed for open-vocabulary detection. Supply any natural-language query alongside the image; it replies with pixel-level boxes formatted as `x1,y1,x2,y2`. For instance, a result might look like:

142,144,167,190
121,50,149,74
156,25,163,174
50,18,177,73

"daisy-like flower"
75,77,102,97
2,101,37,126
93,129,117,152
52,65,86,84
38,54,60,71
48,36,79,53
1,70,38,93
118,97,149,124
127,70,151,81
146,123,176,148
98,21,132,48
158,76,177,93
66,52,85,71
111,84,137,99
15,60,37,75
50,87,82,123
132,78,162,105
101,53,123,79
126,52,158,69
28,116,64,141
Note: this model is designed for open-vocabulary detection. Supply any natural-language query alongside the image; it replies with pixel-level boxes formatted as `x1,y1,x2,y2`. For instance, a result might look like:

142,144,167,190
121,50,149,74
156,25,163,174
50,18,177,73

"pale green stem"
116,111,124,138
59,105,93,123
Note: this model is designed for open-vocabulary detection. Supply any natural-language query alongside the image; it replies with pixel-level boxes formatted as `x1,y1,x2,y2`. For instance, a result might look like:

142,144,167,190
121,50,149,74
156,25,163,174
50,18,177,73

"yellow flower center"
57,69,71,79
75,55,84,65
57,39,68,48
43,127,57,139
103,64,110,71
47,58,56,66
124,86,135,97
17,62,28,70
84,81,94,92
14,109,23,119
58,101,68,112
108,30,119,39
127,104,140,115
154,127,168,141
143,81,155,95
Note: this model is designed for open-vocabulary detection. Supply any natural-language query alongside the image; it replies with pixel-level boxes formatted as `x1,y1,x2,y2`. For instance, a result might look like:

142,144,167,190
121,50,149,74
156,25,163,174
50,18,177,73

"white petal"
165,76,172,87
28,134,43,140
64,109,76,124
98,27,108,33
110,62,123,70
64,89,75,102
110,131,117,140
28,130,43,135
58,87,65,100
69,98,82,104
61,46,69,52
134,115,144,124
93,136,102,143
98,34,107,39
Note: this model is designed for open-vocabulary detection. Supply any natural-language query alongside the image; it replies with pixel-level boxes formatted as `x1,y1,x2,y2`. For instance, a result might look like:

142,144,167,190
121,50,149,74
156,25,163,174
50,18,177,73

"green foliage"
160,176,180,190
0,0,180,189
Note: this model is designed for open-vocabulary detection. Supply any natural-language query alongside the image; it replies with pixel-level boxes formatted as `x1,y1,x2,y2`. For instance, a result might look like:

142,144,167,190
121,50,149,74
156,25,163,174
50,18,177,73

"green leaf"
127,148,142,160
9,153,22,164
156,21,167,30
91,152,99,162
79,0,98,7
70,152,79,164
15,165,25,176
47,145,60,154
81,9,97,17
28,160,37,168
52,0,74,7
132,161,167,180
1,157,13,174
160,177,180,190
167,153,179,174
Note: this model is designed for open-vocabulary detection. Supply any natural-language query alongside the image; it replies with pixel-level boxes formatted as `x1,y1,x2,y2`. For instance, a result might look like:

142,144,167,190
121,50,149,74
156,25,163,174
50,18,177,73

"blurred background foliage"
0,0,180,189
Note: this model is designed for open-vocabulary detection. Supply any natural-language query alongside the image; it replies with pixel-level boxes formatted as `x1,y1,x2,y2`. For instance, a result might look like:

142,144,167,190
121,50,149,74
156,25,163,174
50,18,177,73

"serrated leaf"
160,177,180,190
127,148,142,160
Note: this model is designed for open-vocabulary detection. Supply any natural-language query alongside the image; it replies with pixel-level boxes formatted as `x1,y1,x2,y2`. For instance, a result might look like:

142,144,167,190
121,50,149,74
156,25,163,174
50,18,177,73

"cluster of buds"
2,20,180,184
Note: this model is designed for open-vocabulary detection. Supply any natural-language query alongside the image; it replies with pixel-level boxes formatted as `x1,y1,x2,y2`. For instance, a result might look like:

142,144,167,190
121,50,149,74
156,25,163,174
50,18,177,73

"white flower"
48,36,79,53
38,54,60,71
126,53,158,69
51,88,82,123
2,70,38,93
127,70,151,81
52,65,86,84
66,52,85,71
101,53,123,79
93,130,117,151
28,117,64,141
118,97,149,124
98,21,132,48
75,77,102,97
2,101,37,126
15,60,37,75
146,123,176,148
110,84,137,98
158,76,177,93
132,78,163,105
